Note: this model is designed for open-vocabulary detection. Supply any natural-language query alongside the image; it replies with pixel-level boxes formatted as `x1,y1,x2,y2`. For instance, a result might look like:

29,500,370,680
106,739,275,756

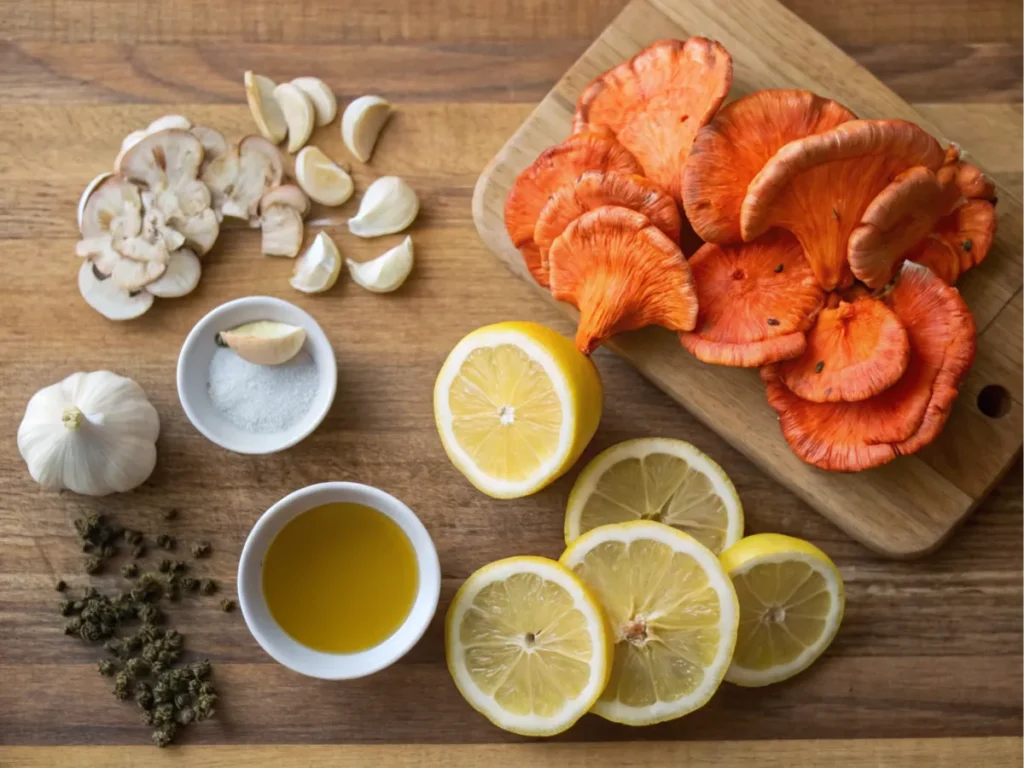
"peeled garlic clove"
290,77,337,127
78,261,154,320
346,236,414,293
146,114,192,134
145,248,201,298
273,82,315,154
294,146,354,206
261,204,304,258
341,95,393,163
217,321,306,365
245,71,288,144
77,173,113,233
291,231,342,294
348,176,418,238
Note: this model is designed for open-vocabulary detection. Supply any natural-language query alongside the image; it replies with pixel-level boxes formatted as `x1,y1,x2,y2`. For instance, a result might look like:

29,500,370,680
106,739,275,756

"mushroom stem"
62,406,83,430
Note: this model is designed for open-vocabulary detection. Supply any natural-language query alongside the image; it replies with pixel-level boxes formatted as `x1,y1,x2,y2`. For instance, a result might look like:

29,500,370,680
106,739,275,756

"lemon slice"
565,438,743,555
446,556,611,736
290,232,342,294
433,322,602,499
561,520,738,725
720,533,845,687
294,146,354,206
216,320,306,365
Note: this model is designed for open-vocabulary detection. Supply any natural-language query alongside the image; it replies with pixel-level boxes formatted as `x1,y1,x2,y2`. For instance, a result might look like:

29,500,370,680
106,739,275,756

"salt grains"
207,347,319,433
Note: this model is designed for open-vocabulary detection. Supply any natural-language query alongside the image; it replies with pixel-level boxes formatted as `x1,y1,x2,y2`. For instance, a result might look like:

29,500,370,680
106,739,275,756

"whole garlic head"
348,176,419,238
346,236,414,293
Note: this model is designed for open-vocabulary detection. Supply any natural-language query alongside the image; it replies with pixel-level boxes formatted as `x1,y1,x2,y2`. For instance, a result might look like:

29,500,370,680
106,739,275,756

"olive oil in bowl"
262,502,419,654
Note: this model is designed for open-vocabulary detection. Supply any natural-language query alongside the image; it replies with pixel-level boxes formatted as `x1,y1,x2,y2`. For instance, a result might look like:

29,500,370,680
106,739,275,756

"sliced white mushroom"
245,71,288,143
80,177,143,239
348,176,418,238
346,236,414,293
342,95,393,163
290,77,337,127
112,255,166,291
75,236,122,276
259,184,310,218
78,261,154,321
273,82,315,153
146,114,192,134
190,125,229,171
174,208,220,255
117,129,204,191
77,172,113,232
145,248,201,298
261,204,304,257
114,131,148,170
118,234,170,265
294,146,353,206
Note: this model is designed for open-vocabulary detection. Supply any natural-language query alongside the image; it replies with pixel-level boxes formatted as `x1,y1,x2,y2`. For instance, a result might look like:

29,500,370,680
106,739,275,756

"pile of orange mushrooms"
504,38,997,472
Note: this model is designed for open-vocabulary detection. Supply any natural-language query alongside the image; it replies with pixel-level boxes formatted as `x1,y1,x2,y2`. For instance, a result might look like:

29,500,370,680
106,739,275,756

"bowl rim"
237,482,442,680
176,295,338,455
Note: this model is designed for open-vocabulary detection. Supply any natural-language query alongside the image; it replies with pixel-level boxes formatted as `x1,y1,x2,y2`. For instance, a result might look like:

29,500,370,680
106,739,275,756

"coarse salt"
207,347,319,434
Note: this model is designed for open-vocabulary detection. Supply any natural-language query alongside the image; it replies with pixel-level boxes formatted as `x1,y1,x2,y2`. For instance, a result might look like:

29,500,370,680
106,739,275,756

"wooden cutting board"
472,0,1024,559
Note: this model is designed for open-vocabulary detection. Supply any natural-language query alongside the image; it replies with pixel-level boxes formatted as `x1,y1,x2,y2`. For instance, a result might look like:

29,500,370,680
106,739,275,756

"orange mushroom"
504,131,642,286
762,262,975,471
907,234,961,285
741,119,946,290
534,171,681,272
683,89,856,243
679,231,825,367
548,205,698,354
572,38,732,204
776,297,910,402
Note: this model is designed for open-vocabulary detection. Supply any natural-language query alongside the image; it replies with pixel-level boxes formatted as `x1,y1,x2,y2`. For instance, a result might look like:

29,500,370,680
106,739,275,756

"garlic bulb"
348,176,419,238
346,236,414,293
17,371,160,496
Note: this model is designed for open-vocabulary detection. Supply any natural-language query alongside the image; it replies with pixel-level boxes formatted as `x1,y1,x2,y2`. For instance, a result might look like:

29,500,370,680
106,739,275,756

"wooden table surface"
0,1,1020,765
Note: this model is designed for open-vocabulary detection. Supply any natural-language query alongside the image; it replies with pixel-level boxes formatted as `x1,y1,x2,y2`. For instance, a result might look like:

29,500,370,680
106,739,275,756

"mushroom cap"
907,234,961,285
955,161,996,201
741,119,946,290
116,129,204,191
679,230,825,367
777,297,910,402
190,125,229,170
572,37,732,204
202,136,285,223
762,262,975,471
948,199,998,273
80,176,143,239
548,205,698,354
504,132,642,286
259,184,311,217
534,171,681,272
683,89,856,244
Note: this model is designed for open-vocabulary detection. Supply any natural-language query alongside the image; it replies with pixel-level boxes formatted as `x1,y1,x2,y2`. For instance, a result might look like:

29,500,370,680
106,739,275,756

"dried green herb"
98,659,117,676
199,579,217,596
220,598,235,613
158,559,173,574
132,544,147,559
125,529,143,546
121,563,139,579
181,576,199,592
190,541,211,558
162,508,178,521
84,556,104,574
172,560,187,573
56,580,67,592
155,534,175,551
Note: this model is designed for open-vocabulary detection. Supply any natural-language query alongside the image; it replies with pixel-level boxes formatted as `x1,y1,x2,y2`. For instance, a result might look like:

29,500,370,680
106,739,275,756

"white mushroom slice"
261,204,304,257
348,176,418,238
146,114,192,134
190,125,229,171
200,149,242,221
341,95,393,163
145,248,201,298
259,184,310,218
77,172,113,232
200,137,284,225
114,131,148,170
75,236,123,276
273,82,315,153
80,177,143,239
245,71,288,144
112,254,166,291
294,146,353,206
78,261,154,321
118,234,170,264
174,208,220,256
117,129,204,191
290,77,337,127
346,236,414,293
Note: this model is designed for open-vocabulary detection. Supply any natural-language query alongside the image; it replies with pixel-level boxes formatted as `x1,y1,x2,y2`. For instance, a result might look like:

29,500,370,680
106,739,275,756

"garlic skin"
346,236,414,293
348,176,419,238
18,371,160,496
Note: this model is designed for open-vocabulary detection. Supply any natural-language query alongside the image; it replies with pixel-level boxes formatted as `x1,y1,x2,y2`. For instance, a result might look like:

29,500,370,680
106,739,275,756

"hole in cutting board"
977,384,1012,418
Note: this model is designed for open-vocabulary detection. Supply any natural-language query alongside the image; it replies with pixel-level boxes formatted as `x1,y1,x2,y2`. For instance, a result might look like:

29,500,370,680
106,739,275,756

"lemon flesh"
446,556,611,736
565,438,743,554
561,521,738,725
720,533,845,687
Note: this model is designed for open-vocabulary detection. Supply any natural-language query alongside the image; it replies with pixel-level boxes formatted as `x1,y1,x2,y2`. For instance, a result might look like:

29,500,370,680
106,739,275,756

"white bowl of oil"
237,482,441,679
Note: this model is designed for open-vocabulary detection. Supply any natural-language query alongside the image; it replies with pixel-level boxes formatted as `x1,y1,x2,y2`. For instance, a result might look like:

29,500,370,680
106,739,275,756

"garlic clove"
146,114,192,134
259,184,311,218
348,176,419,238
112,254,166,290
77,173,114,233
145,248,201,298
290,231,342,294
261,204,304,258
245,71,288,144
216,321,306,366
294,146,354,206
273,82,315,154
346,236,414,293
78,261,154,320
291,77,337,127
341,95,393,163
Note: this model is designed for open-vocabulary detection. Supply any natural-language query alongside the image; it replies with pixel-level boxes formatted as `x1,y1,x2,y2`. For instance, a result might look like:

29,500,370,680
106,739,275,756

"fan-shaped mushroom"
201,135,285,226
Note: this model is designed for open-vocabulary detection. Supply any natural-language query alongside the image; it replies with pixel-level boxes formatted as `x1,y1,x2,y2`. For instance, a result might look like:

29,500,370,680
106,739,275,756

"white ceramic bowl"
177,296,337,454
237,482,441,679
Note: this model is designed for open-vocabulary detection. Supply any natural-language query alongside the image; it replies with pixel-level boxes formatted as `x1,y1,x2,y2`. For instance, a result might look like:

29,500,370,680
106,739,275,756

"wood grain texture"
472,0,1024,558
0,0,1021,754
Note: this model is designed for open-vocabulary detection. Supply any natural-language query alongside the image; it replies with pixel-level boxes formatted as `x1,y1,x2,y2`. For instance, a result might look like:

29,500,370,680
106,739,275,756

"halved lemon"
560,521,738,725
720,533,845,687
445,556,612,736
434,322,602,499
565,438,743,555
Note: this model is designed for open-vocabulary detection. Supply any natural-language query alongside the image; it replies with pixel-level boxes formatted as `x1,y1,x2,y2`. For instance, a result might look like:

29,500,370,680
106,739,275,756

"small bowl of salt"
177,296,337,454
